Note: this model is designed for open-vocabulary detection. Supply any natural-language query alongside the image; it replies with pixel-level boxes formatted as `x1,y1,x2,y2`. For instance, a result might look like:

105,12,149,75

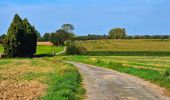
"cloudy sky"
0,0,170,36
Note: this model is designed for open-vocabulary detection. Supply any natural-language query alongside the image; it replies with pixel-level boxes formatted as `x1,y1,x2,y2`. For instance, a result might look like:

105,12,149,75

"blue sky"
0,0,170,36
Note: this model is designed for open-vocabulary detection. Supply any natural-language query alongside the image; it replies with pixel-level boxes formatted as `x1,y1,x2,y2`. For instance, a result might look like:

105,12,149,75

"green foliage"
3,14,37,57
0,34,6,40
66,43,80,55
42,33,51,41
109,28,127,39
50,29,73,46
61,24,75,33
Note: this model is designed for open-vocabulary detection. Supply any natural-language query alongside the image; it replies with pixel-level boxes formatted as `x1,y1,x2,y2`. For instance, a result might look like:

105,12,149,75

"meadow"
0,44,85,99
75,39,170,56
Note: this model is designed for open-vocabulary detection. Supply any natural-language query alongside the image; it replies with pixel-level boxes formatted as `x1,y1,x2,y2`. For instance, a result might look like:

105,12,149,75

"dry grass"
75,39,170,51
37,42,53,46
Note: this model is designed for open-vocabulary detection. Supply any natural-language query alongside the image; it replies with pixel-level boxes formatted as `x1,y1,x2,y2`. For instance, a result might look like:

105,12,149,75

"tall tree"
42,33,51,41
50,29,71,46
23,18,37,56
61,24,75,33
3,14,37,57
109,28,127,39
3,14,25,57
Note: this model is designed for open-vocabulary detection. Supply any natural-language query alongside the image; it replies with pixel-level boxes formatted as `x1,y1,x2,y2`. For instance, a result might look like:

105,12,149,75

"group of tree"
126,35,170,39
39,24,75,45
75,34,108,41
3,14,38,57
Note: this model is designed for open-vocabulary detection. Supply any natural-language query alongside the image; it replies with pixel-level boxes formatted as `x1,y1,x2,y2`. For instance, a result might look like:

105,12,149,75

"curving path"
66,61,170,100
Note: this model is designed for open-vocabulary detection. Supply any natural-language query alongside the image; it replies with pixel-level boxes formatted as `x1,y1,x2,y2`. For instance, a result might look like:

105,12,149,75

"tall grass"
43,61,85,100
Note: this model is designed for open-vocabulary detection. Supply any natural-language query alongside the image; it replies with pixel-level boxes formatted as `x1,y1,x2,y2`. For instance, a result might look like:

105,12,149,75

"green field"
0,46,85,99
0,45,64,55
64,56,170,89
0,44,3,53
75,39,170,56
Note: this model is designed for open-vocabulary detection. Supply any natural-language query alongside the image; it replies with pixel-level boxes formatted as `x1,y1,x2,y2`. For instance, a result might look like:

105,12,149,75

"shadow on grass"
34,54,54,58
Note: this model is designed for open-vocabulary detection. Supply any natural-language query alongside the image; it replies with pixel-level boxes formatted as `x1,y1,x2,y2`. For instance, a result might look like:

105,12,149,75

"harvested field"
37,42,53,46
0,80,46,100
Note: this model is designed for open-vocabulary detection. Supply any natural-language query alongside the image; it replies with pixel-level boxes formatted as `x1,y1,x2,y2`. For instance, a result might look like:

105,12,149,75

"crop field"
76,39,170,51
0,46,85,99
64,56,170,89
75,39,170,56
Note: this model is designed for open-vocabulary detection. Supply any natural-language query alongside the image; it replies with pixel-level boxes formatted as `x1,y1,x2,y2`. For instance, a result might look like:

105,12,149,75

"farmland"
75,39,170,52
75,39,170,56
0,45,85,99
63,39,170,90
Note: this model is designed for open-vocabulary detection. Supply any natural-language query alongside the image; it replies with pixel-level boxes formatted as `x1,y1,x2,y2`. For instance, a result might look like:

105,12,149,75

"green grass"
75,39,170,56
63,55,170,89
0,45,85,99
0,44,3,53
0,44,64,55
36,45,64,55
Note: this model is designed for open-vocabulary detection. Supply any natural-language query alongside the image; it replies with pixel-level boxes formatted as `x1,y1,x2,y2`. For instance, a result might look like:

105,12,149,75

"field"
0,44,64,55
65,39,170,89
75,39,170,56
0,44,3,53
63,56,170,89
0,45,85,99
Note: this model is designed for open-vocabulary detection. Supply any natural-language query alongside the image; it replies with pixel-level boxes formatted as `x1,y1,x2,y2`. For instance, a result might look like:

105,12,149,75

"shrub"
65,43,80,55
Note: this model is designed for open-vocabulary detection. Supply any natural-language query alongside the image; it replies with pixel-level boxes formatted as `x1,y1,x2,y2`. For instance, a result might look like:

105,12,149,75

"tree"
42,33,51,41
109,28,127,39
0,34,6,40
23,18,37,56
50,29,71,46
3,14,25,57
61,24,75,33
3,14,37,57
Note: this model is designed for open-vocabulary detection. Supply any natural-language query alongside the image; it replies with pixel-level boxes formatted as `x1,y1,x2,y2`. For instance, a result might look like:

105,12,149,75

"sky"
0,0,170,36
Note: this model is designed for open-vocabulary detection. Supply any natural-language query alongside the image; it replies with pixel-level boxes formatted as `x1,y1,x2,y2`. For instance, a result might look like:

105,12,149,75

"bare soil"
0,80,46,100
37,42,53,46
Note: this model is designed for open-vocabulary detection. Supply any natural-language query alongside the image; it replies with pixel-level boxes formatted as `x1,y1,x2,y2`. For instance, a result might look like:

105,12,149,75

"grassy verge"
63,56,170,89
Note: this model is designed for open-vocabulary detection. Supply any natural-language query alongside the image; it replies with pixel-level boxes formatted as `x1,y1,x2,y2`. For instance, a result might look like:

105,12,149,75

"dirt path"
56,46,66,55
66,61,170,100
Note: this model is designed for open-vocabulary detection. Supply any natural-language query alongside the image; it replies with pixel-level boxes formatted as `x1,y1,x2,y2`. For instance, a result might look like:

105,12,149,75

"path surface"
56,46,66,55
66,61,170,100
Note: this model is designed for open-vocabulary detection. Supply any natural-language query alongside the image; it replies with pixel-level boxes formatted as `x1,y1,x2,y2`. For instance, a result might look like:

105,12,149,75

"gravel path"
66,61,170,100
